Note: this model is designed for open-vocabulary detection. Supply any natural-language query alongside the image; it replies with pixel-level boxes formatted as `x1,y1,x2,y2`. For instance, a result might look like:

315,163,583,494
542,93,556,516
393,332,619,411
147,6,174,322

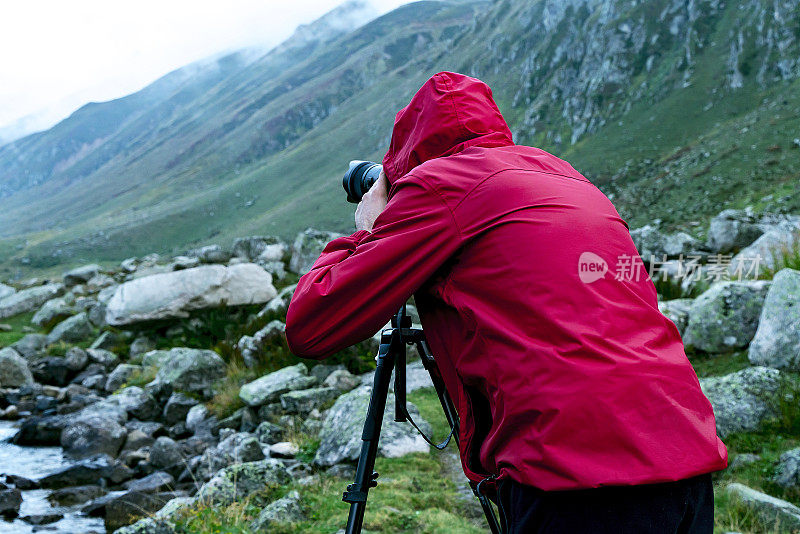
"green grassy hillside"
0,0,798,280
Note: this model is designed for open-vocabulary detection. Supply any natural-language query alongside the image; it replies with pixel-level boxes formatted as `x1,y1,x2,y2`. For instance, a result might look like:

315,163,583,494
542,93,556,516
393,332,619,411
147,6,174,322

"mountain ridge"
0,0,798,279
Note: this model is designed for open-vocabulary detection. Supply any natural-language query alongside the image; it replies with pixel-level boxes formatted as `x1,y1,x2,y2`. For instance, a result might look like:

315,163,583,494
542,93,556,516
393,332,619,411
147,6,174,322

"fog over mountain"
0,0,396,145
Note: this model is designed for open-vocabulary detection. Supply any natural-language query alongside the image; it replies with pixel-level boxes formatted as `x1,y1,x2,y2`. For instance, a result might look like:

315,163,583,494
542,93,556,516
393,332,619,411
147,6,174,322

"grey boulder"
47,312,93,344
280,387,339,415
63,264,101,287
148,348,226,399
729,220,800,275
190,244,232,264
113,386,159,421
150,437,183,470
250,490,304,530
239,363,315,407
699,367,781,438
162,393,198,426
88,348,121,370
749,269,800,370
196,459,290,505
47,485,105,506
630,225,700,261
123,471,175,493
0,347,34,387
87,274,116,292
105,263,277,326
314,385,431,466
0,488,22,518
0,283,15,301
130,337,157,359
140,349,171,369
106,364,141,392
31,297,73,327
65,347,90,372
197,432,265,478
258,260,286,281
39,454,114,489
233,235,286,262
254,421,283,445
237,320,286,367
773,448,800,489
111,497,191,533
88,489,179,532
30,356,70,386
10,333,47,359
0,283,64,319
323,369,360,392
258,283,297,318
186,405,218,438
62,414,127,458
289,228,344,274
706,209,764,253
682,281,770,353
62,400,129,458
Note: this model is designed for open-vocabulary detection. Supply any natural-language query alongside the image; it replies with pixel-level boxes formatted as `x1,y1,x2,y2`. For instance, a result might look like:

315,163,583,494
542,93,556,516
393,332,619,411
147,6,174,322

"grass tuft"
121,366,158,389
0,312,37,348
765,233,800,279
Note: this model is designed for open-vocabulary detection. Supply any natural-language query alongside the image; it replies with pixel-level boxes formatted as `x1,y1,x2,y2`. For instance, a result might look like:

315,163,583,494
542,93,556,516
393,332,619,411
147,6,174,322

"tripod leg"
343,330,398,534
476,489,503,534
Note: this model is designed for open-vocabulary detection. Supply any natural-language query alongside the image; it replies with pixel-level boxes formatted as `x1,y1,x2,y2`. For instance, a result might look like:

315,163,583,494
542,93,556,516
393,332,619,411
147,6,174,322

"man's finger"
373,170,389,196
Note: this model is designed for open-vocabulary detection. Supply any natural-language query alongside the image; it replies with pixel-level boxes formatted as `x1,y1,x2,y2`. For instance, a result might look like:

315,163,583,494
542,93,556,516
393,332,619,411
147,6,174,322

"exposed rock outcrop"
314,385,431,466
699,367,781,438
749,269,800,370
105,264,277,325
683,281,770,353
0,347,34,387
0,283,64,319
239,363,315,407
289,228,344,274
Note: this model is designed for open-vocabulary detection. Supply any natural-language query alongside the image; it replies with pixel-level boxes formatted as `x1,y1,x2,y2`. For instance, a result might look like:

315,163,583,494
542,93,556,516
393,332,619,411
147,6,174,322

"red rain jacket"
285,72,727,491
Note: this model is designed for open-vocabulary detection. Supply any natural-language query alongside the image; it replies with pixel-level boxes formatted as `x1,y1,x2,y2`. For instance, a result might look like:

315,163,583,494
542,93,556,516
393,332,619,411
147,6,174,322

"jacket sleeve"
284,175,462,359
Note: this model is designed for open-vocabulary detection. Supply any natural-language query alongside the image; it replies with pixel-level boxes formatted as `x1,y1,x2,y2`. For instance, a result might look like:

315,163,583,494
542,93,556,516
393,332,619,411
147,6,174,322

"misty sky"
0,0,407,138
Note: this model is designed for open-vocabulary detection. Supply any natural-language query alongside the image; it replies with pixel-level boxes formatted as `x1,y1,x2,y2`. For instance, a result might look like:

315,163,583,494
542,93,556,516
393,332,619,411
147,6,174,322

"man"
285,72,727,532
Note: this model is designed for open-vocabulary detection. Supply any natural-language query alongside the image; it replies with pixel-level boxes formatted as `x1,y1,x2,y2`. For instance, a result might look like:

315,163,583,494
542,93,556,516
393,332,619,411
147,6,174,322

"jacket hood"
382,72,513,185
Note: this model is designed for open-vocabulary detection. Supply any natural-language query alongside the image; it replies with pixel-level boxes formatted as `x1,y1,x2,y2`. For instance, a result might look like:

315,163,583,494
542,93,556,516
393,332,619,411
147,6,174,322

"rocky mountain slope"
0,0,798,280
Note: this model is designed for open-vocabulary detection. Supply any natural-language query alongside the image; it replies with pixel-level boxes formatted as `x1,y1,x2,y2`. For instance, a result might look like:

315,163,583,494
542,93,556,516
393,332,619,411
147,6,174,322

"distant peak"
276,0,379,52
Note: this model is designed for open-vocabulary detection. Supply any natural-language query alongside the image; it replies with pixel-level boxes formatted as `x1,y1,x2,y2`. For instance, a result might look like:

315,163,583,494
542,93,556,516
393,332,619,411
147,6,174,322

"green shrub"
715,487,788,534
173,483,286,534
652,273,709,300
122,366,158,389
765,233,800,279
45,341,71,357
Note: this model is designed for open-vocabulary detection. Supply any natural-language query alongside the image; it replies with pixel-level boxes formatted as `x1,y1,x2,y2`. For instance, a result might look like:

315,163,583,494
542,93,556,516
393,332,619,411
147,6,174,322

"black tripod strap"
396,403,454,450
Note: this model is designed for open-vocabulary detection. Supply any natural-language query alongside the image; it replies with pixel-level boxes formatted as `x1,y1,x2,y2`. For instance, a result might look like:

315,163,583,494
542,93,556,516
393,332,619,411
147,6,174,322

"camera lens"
343,160,383,203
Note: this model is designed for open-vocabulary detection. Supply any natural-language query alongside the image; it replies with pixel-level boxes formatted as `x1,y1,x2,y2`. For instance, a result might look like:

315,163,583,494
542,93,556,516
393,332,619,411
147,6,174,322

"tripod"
341,305,504,534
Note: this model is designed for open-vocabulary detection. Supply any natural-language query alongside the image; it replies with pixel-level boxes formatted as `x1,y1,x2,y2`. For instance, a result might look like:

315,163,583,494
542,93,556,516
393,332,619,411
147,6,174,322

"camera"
342,160,383,203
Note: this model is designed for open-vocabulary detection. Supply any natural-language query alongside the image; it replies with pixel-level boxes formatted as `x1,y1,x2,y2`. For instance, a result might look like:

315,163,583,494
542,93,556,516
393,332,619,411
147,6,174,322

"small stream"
0,421,105,533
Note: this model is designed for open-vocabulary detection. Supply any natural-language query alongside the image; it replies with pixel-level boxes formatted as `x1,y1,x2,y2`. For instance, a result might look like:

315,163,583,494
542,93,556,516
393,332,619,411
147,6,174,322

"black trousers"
495,473,714,533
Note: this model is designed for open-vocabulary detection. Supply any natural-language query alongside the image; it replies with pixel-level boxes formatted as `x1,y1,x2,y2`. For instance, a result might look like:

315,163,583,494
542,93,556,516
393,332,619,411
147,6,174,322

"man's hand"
355,170,389,232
